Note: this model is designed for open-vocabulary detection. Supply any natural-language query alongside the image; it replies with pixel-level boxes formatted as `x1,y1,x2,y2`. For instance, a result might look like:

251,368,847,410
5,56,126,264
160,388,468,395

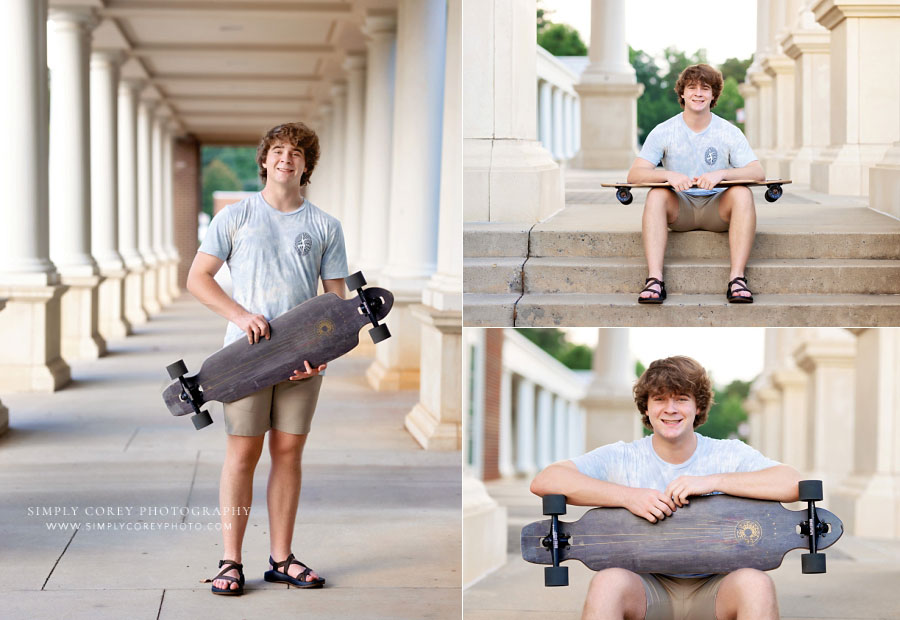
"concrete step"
508,293,900,327
463,222,530,258
464,257,524,294
521,256,900,295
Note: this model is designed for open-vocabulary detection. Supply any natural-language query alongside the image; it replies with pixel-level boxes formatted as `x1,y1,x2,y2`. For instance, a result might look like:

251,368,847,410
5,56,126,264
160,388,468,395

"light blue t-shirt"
199,192,348,346
571,433,780,578
637,113,757,196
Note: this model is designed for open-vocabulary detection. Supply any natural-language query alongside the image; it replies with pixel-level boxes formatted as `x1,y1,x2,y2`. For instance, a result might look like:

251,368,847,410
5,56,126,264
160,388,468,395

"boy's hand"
664,475,719,507
234,310,270,344
622,487,677,523
665,171,693,192
693,169,728,190
290,360,327,381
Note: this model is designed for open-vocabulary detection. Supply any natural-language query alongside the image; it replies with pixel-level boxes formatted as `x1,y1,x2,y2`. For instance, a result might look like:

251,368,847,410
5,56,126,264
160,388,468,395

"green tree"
202,159,242,216
697,380,751,440
538,23,588,56
714,76,745,131
719,55,753,84
515,328,593,371
202,146,261,192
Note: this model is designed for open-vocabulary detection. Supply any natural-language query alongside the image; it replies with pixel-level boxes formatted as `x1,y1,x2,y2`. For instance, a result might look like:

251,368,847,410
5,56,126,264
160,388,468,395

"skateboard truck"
166,360,213,430
345,271,391,344
798,480,827,574
540,494,571,587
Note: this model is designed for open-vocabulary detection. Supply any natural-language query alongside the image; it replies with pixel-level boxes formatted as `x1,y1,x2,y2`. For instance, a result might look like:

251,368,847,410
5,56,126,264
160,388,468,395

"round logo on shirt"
294,232,313,257
704,147,718,166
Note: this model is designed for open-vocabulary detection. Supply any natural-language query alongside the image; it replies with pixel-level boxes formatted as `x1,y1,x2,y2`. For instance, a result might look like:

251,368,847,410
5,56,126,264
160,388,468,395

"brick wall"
482,329,503,481
213,191,254,216
173,136,201,290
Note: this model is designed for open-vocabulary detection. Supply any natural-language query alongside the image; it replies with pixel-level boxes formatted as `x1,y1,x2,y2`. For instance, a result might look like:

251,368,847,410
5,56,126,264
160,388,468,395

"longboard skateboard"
522,480,842,587
600,179,792,205
162,271,392,430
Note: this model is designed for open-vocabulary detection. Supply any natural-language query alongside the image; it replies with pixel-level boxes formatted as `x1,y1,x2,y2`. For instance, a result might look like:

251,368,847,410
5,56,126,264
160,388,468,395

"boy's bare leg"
640,188,679,299
718,186,756,297
582,568,647,620
715,568,779,619
267,429,320,581
215,434,265,591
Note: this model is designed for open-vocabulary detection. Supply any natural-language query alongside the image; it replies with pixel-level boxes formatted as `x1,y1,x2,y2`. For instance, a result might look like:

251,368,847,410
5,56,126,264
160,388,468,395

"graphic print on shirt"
294,232,313,257
704,146,718,166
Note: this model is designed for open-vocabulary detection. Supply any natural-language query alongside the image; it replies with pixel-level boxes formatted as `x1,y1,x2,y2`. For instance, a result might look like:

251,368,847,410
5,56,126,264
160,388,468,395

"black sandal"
637,277,666,304
206,559,245,596
727,276,754,303
264,553,325,588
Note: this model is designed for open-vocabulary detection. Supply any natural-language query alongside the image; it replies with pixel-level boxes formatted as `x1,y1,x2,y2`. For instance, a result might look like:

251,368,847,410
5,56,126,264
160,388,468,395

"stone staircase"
464,170,900,326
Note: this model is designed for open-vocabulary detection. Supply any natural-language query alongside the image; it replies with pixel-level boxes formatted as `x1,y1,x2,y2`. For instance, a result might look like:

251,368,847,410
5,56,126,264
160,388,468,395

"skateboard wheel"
369,323,391,344
798,480,823,502
191,410,213,430
801,552,826,574
166,359,188,380
765,185,782,202
346,271,367,291
544,566,569,587
542,494,567,516
616,188,633,205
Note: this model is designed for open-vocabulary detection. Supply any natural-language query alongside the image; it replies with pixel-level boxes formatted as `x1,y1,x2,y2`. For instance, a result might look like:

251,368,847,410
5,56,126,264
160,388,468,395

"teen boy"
187,122,347,595
530,356,801,620
628,64,765,305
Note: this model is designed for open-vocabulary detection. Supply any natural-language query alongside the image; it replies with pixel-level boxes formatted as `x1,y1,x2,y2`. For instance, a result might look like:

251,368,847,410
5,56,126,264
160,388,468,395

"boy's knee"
728,568,776,601
587,568,642,599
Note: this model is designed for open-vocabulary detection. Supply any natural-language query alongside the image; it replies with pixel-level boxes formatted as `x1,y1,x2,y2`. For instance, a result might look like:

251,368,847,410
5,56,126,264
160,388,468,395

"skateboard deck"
600,179,792,204
522,486,842,586
162,272,392,429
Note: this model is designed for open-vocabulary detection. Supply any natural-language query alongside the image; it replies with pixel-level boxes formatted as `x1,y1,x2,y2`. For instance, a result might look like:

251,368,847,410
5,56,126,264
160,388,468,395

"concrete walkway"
464,478,900,620
0,294,461,619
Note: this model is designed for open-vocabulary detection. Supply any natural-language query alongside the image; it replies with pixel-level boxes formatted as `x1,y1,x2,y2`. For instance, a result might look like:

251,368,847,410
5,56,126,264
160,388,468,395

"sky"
564,328,766,386
539,0,757,66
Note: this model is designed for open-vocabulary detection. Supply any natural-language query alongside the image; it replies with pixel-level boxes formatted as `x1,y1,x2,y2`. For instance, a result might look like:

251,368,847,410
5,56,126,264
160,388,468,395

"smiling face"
264,140,307,188
682,81,713,113
647,391,698,440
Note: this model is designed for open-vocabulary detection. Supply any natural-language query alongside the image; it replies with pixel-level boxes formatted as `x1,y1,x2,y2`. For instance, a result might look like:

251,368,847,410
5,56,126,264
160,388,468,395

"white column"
498,368,514,476
366,0,446,392
137,97,160,315
327,83,347,222
151,109,171,306
551,87,565,161
810,2,900,195
405,0,462,449
0,0,70,392
463,0,562,223
582,328,638,449
538,80,553,152
567,402,583,458
309,104,332,208
48,7,106,361
164,123,180,298
118,78,148,326
358,13,397,280
535,387,554,469
515,377,537,474
90,49,130,341
761,54,795,178
574,0,643,169
563,94,575,160
553,396,569,461
341,53,366,267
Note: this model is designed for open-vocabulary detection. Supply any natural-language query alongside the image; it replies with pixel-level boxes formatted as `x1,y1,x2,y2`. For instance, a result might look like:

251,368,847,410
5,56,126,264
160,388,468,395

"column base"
869,142,900,219
143,265,162,314
464,137,563,223
462,476,507,588
60,274,107,361
156,259,173,306
404,303,461,450
168,257,181,299
365,287,422,392
831,472,900,539
0,284,71,392
780,145,825,185
98,269,131,340
582,393,640,452
573,81,644,170
810,143,892,196
124,267,149,325
348,333,376,358
366,358,420,392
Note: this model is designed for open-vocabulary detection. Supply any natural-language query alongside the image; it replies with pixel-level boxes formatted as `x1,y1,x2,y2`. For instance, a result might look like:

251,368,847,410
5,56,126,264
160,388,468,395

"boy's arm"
694,160,766,189
531,460,677,523
322,278,345,299
664,464,802,507
627,157,693,191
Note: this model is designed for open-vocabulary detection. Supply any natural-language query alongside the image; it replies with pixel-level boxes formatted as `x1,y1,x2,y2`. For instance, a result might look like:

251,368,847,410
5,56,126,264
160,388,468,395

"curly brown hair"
256,122,320,186
633,356,715,430
674,63,724,110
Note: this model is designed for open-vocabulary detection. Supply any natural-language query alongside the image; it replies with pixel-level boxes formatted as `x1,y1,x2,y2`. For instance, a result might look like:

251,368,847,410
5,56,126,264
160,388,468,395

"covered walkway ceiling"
73,0,397,144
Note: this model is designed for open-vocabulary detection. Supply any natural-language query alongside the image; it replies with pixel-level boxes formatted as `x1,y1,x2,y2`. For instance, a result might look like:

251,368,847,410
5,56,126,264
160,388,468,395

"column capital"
794,340,857,372
781,29,830,60
342,52,366,72
119,76,146,93
363,11,397,38
813,0,900,30
90,49,126,68
762,54,795,77
48,6,99,30
748,69,773,88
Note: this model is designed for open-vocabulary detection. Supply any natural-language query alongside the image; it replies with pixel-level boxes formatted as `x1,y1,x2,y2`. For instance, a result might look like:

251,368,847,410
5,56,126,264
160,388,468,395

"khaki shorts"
223,376,323,437
670,191,729,232
640,574,726,620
